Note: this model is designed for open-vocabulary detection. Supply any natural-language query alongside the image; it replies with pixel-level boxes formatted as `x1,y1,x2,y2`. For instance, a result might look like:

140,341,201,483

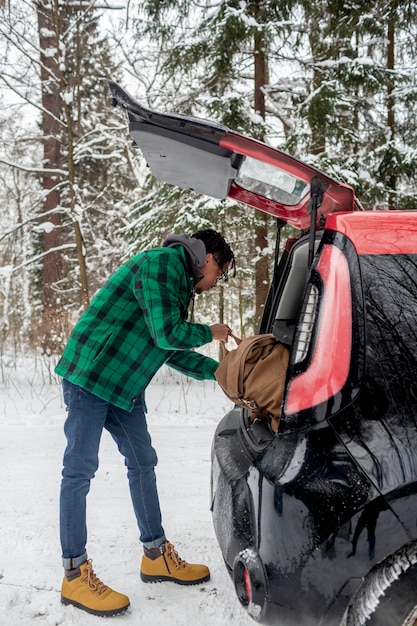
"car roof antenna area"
307,175,327,268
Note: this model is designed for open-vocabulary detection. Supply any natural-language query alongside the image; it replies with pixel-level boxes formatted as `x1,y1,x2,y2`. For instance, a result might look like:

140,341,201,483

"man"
55,229,235,617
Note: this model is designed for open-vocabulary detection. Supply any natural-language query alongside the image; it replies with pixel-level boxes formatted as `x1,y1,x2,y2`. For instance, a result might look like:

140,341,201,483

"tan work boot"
140,541,210,585
61,559,130,616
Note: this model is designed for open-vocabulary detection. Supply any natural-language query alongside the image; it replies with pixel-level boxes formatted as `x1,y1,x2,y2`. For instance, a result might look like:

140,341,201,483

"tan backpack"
215,334,290,429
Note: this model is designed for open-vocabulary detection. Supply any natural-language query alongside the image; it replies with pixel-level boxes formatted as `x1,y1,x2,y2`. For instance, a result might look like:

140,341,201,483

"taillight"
284,244,352,415
233,549,267,618
243,568,252,604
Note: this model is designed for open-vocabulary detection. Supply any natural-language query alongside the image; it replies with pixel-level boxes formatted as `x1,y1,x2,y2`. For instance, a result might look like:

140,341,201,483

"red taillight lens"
243,568,252,604
233,549,267,617
284,244,352,415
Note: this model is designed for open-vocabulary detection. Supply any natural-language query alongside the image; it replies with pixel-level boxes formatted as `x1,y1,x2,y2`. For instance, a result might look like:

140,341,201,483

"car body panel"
218,133,355,228
108,80,355,229
212,407,413,625
326,210,417,254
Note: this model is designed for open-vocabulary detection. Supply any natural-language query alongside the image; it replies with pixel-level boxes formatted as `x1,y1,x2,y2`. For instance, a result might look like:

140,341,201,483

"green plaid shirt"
55,246,218,411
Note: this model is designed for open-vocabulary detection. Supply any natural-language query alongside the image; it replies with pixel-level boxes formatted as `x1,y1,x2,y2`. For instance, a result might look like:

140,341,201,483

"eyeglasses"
214,257,229,283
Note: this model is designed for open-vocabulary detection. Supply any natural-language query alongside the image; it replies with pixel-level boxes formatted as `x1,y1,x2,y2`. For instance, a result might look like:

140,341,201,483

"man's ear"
204,253,213,266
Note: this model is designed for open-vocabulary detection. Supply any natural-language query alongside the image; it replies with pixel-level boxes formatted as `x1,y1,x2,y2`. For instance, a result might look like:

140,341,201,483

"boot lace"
167,543,187,569
82,559,109,596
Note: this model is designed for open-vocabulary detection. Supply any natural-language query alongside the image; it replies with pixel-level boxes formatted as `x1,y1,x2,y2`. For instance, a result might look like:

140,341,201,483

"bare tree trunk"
64,100,90,308
308,17,326,156
253,6,269,330
61,4,90,307
37,0,65,354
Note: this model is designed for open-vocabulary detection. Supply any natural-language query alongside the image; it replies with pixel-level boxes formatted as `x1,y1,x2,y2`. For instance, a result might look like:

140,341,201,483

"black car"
109,81,417,626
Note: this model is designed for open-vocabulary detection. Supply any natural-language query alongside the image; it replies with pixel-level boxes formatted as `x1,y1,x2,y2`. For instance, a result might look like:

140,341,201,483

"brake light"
233,549,266,616
284,244,352,415
243,568,252,604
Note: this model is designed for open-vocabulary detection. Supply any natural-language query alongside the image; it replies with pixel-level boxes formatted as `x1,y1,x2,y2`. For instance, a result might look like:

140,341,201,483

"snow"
40,28,56,38
35,221,56,234
0,358,254,626
61,92,73,106
43,47,58,58
0,265,13,277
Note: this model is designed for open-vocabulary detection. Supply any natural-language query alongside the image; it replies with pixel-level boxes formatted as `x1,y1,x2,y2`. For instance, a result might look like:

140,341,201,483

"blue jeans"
60,379,165,569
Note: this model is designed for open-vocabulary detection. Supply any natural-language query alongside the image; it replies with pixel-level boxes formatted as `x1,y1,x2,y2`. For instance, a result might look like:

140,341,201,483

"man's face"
194,253,229,294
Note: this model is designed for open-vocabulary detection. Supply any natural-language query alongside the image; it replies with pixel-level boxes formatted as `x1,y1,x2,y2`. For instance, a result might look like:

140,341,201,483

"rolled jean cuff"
143,535,166,549
62,552,88,570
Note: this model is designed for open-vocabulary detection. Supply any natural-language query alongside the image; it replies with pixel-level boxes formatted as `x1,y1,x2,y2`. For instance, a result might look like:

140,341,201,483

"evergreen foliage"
1,0,416,352
0,1,137,351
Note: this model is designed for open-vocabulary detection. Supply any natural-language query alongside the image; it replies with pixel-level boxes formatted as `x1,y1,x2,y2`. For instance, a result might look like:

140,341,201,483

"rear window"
360,254,417,402
235,156,310,205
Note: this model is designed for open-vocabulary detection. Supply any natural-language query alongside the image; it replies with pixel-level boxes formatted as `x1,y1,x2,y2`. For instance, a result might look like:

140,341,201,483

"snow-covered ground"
0,356,253,625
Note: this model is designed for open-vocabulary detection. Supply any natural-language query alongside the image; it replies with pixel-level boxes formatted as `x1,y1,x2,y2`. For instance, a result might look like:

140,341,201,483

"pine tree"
279,0,417,210
36,0,66,353
0,0,137,352
56,3,136,300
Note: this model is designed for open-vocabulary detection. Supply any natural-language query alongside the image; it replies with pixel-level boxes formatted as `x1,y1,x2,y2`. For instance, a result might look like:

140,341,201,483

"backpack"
215,334,290,426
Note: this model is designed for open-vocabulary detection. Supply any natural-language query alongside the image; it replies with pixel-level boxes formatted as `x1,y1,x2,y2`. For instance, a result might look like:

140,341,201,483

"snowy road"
0,362,253,626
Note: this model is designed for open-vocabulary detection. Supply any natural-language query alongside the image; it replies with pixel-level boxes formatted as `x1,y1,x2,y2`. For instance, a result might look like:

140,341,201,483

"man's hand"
210,323,232,343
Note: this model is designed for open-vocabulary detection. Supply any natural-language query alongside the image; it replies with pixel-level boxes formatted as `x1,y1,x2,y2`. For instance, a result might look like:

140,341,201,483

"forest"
1,0,416,359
